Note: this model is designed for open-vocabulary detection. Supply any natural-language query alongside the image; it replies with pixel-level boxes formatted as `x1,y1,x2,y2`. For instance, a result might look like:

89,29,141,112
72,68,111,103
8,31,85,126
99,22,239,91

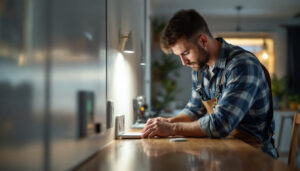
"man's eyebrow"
180,49,188,56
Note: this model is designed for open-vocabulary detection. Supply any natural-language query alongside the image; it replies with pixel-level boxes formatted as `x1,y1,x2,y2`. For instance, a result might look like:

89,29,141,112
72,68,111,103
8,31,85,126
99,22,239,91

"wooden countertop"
74,137,295,171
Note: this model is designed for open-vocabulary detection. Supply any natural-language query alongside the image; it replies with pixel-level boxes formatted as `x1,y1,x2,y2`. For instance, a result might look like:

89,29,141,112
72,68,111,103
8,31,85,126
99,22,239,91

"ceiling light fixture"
261,39,269,60
235,5,243,31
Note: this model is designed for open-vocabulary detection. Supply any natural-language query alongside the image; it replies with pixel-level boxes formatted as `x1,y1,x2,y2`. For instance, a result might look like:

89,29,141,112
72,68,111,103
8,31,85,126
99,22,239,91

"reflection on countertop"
74,138,293,171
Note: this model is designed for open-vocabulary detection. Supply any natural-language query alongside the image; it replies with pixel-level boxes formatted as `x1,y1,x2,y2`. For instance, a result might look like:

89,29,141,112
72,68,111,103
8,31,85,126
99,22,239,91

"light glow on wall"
112,52,132,118
224,38,274,76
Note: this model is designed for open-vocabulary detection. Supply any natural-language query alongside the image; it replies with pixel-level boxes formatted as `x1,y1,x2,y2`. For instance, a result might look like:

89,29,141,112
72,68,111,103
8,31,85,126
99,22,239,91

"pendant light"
235,5,243,31
261,39,269,60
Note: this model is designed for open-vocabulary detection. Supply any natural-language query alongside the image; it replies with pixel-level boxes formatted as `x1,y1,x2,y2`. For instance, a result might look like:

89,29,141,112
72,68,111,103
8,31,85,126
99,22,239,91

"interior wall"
107,0,145,130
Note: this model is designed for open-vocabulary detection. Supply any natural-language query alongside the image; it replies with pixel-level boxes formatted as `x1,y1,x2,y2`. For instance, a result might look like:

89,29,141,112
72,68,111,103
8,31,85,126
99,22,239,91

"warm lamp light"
262,51,269,60
261,39,269,60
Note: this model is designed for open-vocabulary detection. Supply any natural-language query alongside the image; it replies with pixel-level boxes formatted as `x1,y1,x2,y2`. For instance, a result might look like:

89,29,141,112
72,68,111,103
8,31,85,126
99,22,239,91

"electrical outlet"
106,101,114,129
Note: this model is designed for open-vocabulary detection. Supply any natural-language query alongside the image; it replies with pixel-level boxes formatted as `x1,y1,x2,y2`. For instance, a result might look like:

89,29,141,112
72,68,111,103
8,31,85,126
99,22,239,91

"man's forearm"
171,120,207,137
168,114,192,123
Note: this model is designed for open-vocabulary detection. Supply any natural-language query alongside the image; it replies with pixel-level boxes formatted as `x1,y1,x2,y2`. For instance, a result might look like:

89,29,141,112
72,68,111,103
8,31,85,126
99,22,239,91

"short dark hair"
160,9,212,54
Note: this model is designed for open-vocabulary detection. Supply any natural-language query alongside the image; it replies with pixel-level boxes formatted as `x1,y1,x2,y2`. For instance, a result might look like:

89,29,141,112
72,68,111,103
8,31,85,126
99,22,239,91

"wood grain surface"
74,137,296,171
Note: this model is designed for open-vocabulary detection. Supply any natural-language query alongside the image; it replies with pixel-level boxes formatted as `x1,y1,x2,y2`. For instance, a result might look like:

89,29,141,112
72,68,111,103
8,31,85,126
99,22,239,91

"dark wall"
287,26,300,94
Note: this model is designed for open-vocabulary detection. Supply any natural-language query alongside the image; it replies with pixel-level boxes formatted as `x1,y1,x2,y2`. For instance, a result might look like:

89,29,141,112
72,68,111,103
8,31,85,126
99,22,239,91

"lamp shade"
123,32,134,53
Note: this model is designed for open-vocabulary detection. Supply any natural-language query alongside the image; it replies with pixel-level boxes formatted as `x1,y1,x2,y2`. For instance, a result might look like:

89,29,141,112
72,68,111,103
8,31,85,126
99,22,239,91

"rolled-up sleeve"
198,58,262,138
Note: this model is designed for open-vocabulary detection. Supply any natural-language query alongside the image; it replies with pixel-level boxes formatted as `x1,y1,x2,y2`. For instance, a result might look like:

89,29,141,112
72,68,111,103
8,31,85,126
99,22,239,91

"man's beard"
192,44,210,71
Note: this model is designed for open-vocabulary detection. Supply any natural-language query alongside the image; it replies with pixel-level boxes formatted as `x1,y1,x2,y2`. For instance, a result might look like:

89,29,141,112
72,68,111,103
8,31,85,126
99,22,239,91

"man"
142,9,278,158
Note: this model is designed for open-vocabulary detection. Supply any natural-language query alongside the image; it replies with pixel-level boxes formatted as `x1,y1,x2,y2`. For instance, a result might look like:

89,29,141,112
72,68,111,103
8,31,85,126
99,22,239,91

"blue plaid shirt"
180,38,278,158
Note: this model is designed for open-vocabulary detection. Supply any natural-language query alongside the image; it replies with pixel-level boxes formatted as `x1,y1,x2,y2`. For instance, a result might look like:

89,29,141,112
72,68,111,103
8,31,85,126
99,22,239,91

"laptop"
115,115,143,139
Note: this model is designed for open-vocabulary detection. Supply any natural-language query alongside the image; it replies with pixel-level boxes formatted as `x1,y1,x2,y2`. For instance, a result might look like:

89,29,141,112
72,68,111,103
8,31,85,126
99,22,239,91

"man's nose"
180,56,187,66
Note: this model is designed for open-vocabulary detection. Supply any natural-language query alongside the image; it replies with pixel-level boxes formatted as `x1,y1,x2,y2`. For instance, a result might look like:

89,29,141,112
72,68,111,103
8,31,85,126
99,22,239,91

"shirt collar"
213,37,229,71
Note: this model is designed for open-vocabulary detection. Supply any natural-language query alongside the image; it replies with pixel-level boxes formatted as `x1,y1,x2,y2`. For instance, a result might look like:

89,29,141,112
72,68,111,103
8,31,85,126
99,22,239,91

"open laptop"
115,115,143,139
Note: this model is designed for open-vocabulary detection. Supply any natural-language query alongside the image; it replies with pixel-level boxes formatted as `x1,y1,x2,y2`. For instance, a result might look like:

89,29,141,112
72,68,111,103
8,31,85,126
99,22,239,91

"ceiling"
151,0,300,19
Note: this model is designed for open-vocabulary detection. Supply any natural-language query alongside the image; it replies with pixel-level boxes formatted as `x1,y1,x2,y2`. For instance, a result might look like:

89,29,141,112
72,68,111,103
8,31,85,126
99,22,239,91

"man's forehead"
171,38,189,55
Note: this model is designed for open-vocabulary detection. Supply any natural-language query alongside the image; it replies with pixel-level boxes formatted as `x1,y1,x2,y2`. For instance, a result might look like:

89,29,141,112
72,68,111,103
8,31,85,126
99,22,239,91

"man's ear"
197,34,208,49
